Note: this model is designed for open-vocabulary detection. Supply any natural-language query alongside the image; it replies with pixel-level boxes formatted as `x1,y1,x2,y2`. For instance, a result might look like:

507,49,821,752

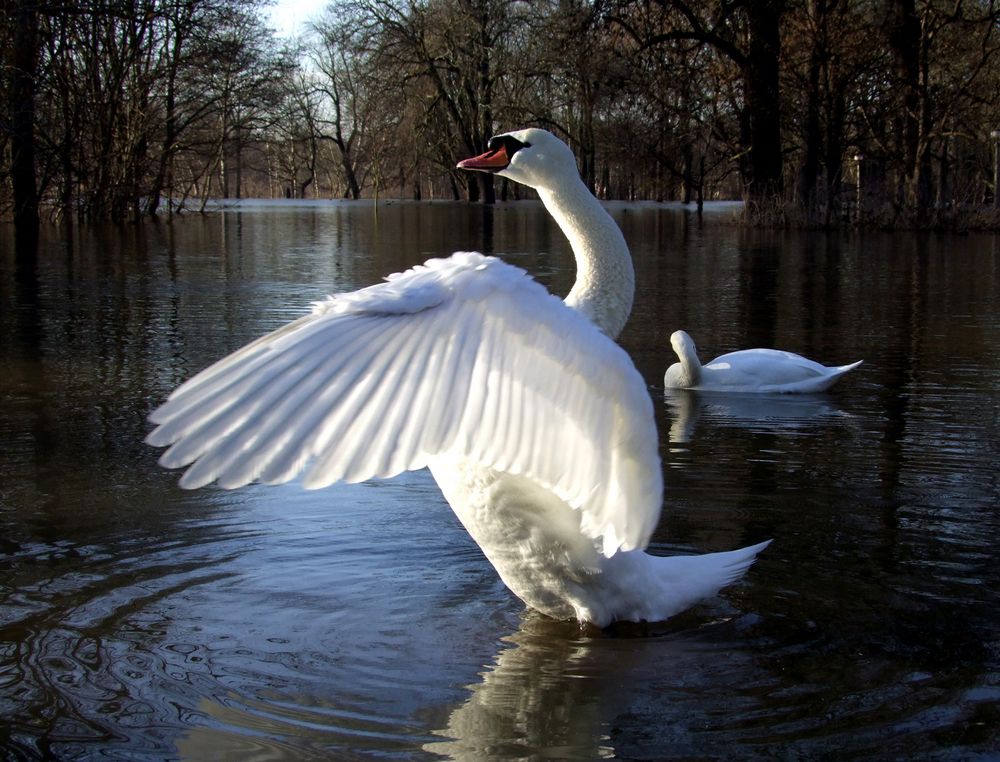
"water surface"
2,202,999,759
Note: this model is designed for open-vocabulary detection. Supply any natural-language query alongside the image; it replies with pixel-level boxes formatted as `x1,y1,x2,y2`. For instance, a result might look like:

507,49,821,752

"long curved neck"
675,339,702,386
537,180,633,339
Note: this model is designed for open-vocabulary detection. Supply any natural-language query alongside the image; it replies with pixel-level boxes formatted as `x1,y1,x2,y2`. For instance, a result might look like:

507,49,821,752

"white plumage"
148,129,769,626
664,329,863,394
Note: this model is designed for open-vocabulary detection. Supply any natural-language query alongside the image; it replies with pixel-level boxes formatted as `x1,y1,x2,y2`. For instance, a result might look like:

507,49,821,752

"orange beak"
456,144,510,172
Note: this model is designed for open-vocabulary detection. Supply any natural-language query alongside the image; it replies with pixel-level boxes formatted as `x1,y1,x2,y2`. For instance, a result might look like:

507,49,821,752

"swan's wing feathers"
147,252,661,555
707,349,863,392
453,286,663,553
708,348,826,385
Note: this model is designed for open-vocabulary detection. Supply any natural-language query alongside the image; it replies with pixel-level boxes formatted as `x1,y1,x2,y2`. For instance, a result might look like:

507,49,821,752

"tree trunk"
465,172,480,203
824,89,846,222
235,127,243,200
682,142,694,204
147,116,174,216
798,0,824,214
478,173,495,204
10,0,40,236
220,148,229,198
885,0,932,211
341,154,361,199
743,0,785,202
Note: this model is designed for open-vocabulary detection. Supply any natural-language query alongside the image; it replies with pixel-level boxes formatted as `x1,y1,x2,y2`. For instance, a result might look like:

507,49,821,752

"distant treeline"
2,0,1000,230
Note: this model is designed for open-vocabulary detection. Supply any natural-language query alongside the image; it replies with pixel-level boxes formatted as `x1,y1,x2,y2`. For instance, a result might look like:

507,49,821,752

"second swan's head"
457,128,579,191
670,330,698,362
664,330,701,389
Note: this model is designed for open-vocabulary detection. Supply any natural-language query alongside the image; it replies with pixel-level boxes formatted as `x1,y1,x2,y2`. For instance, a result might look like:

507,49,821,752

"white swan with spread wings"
147,129,769,627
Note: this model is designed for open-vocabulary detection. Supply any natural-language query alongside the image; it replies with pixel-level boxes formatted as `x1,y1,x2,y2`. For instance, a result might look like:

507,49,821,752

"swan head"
457,128,580,191
664,330,701,388
458,127,634,339
671,330,697,361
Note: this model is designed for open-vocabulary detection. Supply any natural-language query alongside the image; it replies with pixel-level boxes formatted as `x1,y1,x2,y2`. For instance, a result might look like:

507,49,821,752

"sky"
266,0,329,38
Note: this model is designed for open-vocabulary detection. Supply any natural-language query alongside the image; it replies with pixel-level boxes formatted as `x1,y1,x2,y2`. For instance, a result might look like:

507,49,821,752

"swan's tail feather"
804,359,862,392
777,359,862,392
646,539,772,618
709,539,772,587
834,359,864,376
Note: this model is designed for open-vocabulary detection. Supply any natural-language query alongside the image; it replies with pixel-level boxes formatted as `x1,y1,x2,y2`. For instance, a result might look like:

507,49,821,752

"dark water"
2,201,999,759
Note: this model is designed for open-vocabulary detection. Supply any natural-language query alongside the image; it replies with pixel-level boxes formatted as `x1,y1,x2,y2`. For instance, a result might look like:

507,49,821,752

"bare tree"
782,0,875,222
605,0,786,206
191,4,294,206
310,11,377,199
878,0,1000,214
3,0,999,226
343,0,532,202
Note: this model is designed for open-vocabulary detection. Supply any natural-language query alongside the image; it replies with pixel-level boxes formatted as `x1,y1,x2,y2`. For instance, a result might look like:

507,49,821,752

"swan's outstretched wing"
147,252,661,556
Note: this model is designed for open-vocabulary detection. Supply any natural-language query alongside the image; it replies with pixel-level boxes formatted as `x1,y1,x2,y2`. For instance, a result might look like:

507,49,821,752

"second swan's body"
664,329,862,394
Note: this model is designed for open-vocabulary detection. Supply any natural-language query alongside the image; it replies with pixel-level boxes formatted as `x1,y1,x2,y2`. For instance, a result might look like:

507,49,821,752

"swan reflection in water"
425,614,628,759
171,607,758,760
665,388,854,445
425,610,761,759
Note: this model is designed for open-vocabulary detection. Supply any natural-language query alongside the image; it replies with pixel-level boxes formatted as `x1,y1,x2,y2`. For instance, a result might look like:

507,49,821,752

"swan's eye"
487,135,530,156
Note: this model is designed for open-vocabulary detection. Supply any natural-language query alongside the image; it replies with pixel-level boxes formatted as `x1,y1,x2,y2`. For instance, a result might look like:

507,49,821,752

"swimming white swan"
664,329,862,394
147,129,769,627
